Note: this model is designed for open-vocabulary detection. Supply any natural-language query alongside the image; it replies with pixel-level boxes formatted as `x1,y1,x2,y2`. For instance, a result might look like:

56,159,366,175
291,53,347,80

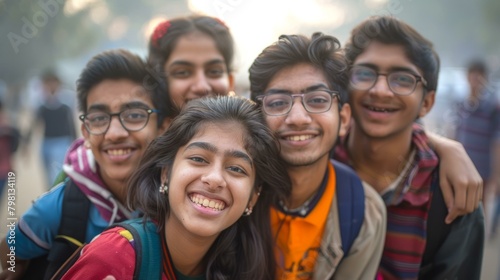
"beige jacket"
313,182,386,280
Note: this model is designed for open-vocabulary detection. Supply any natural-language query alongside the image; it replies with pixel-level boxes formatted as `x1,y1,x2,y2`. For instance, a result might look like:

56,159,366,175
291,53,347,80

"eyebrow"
355,63,421,76
265,83,330,94
87,101,151,112
168,59,226,68
185,141,253,165
122,101,151,110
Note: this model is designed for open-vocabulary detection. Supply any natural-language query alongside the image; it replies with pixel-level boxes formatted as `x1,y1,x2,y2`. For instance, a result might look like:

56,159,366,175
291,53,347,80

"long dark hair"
128,96,291,280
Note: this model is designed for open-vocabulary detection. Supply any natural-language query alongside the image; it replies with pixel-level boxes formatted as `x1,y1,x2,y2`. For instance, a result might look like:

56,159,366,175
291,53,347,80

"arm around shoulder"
427,132,483,223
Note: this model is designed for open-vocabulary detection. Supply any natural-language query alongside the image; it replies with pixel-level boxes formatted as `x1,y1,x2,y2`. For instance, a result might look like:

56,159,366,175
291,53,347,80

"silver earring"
159,183,169,194
243,206,253,216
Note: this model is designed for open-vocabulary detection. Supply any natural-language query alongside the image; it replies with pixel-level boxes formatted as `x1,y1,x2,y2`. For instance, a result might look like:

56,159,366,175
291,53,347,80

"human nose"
368,74,394,97
105,115,129,140
200,164,227,190
285,97,312,126
190,70,212,97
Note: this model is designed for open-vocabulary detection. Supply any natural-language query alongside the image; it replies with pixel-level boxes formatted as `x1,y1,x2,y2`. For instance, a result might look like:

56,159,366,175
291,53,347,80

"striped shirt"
334,123,439,279
454,91,500,180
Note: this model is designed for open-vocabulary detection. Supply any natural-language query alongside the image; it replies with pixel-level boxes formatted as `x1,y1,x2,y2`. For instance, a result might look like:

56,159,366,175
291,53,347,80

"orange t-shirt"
271,163,336,280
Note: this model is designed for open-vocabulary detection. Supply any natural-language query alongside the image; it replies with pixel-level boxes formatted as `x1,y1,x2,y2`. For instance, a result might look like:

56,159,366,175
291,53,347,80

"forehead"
354,41,421,74
165,32,224,66
265,63,329,92
86,79,153,110
187,121,248,151
194,121,246,138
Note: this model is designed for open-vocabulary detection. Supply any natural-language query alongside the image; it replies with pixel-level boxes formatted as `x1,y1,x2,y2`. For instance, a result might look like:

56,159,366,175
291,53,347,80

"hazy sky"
1,0,498,108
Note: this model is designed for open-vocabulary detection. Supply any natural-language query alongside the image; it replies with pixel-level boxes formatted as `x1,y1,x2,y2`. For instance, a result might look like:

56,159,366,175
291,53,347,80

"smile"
366,106,397,113
284,135,315,141
107,149,132,156
189,194,225,211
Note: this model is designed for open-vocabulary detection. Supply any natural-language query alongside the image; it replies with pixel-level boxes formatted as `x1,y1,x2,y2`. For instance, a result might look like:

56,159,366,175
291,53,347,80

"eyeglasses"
79,108,160,135
350,66,428,95
256,90,339,116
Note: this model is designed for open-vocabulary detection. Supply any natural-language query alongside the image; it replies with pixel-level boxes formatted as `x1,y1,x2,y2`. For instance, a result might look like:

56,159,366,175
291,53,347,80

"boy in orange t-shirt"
249,33,387,280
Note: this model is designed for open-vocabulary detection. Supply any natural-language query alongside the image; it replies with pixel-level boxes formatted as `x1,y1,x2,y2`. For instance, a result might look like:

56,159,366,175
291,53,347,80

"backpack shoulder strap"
51,219,162,280
116,219,162,280
331,160,365,255
58,180,90,244
45,179,91,279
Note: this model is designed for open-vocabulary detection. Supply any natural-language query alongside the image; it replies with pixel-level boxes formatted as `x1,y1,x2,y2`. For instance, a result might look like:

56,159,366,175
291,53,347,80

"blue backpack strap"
116,219,162,280
331,160,365,255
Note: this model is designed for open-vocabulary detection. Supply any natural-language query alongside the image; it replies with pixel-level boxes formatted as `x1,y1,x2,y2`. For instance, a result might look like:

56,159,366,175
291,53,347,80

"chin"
186,226,220,238
359,123,389,135
105,170,132,183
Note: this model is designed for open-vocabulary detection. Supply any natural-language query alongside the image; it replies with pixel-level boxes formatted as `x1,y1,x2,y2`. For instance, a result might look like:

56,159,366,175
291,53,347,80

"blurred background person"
453,59,500,238
23,70,77,189
0,99,20,201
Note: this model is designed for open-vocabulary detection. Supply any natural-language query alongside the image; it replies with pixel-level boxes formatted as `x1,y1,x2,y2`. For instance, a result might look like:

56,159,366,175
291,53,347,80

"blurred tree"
482,0,500,55
1,0,497,88
0,0,101,84
0,0,191,86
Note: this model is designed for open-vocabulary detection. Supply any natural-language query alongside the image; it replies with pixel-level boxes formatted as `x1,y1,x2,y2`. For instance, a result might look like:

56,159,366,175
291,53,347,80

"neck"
469,87,483,101
347,125,413,193
285,156,328,209
165,219,215,276
103,178,127,205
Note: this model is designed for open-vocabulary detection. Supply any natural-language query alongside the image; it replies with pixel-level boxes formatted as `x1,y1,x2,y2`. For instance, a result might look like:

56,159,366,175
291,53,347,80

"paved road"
0,127,499,279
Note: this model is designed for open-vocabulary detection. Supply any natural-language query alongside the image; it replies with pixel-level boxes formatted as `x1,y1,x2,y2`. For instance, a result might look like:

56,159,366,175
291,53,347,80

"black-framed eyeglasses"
256,90,339,116
350,65,428,96
79,108,160,135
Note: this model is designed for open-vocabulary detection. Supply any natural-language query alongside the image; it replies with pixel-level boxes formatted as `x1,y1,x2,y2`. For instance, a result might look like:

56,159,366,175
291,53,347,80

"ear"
228,73,235,92
419,90,436,118
158,117,172,135
80,124,92,148
161,167,169,185
338,103,352,137
81,123,89,140
247,185,261,209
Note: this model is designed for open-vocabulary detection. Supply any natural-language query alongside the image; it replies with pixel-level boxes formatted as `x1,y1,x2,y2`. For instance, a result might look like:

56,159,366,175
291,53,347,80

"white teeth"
368,106,395,113
108,149,132,155
285,135,314,141
190,194,225,211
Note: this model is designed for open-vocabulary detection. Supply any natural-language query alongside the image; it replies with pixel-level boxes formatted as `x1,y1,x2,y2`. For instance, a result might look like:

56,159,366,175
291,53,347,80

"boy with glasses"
334,16,484,279
0,49,176,279
250,32,387,280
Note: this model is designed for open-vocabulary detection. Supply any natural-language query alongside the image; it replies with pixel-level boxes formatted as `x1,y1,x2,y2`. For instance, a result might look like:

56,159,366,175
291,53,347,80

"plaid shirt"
334,123,439,279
